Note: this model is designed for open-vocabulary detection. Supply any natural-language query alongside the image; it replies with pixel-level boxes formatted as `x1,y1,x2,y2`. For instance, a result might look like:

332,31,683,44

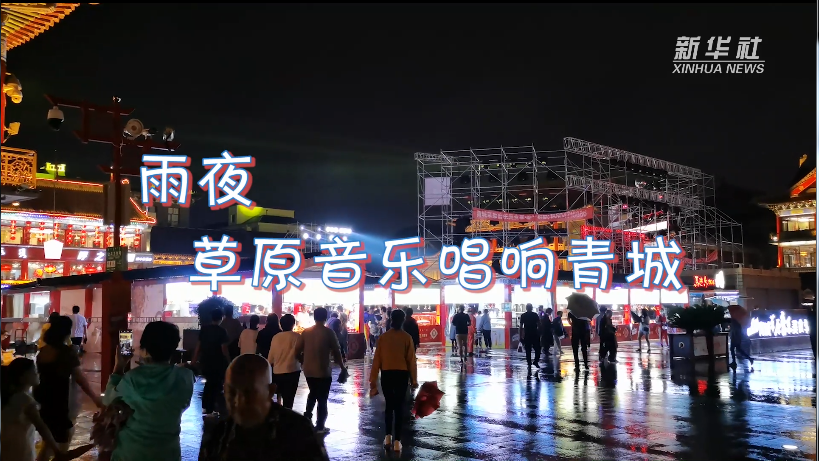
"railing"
1,146,37,189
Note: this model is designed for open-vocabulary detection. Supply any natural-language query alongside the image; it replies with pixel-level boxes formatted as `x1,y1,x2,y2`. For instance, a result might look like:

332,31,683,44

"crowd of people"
0,298,781,460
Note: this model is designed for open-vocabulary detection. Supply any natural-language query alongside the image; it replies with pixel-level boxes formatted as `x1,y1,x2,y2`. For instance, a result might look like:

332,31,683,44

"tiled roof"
2,3,80,51
4,178,154,223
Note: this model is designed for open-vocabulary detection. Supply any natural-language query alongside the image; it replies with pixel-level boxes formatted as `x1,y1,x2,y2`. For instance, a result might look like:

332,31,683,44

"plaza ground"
64,342,816,461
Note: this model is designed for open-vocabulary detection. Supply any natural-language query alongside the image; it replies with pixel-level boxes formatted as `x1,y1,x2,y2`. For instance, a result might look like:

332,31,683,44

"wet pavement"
61,343,816,461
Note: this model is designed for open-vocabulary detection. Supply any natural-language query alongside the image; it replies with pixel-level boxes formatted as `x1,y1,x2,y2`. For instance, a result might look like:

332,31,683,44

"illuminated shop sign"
0,246,152,264
746,310,811,338
691,271,726,290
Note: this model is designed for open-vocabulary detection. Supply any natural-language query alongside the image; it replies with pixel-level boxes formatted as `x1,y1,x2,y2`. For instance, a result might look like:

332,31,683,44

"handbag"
91,398,134,461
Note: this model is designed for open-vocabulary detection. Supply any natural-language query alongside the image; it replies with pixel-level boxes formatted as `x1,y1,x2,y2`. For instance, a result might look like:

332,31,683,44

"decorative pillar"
357,281,365,334
389,289,396,310
272,290,283,317
49,290,60,315
100,272,131,389
1,19,6,138
83,287,94,319
504,283,512,349
20,260,29,281
776,215,783,267
439,285,448,346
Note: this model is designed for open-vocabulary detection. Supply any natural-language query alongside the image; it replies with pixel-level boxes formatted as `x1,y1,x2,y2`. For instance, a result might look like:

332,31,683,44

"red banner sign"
472,207,593,223
418,324,442,343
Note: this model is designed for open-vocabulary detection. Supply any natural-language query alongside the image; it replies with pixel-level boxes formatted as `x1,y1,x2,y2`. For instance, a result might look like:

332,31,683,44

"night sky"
5,3,816,239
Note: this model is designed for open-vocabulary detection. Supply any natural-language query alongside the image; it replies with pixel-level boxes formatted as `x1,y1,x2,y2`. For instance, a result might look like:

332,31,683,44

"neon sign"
746,311,810,338
692,270,726,289
693,275,715,288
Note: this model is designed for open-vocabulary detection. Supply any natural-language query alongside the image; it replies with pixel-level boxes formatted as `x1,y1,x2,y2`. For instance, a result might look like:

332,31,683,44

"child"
1,358,64,461
199,354,329,461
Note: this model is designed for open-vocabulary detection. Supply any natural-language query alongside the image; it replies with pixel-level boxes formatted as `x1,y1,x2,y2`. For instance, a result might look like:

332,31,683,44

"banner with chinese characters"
472,207,593,223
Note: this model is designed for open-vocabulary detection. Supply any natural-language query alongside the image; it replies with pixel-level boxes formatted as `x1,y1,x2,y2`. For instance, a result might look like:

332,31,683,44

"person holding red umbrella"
370,309,418,453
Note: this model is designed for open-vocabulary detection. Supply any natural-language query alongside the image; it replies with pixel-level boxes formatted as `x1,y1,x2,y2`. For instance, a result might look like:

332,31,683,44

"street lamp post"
44,95,180,248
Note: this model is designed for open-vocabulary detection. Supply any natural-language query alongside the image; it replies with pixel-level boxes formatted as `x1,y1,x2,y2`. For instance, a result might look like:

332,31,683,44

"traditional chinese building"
1,4,82,204
1,168,156,288
760,154,816,273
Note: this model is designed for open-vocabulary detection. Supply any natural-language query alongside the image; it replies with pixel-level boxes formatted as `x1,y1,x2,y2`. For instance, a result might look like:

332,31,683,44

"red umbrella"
411,381,445,419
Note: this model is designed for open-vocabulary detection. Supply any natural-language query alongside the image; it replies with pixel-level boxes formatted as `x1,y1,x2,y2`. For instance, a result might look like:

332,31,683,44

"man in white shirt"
67,305,88,352
297,308,346,433
477,308,492,352
268,314,303,409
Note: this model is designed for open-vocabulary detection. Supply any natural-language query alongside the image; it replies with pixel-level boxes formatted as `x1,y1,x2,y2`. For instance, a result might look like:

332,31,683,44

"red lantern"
44,264,57,274
1,264,12,272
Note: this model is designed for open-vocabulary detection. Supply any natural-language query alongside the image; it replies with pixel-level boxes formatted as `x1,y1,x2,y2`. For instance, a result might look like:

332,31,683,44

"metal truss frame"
416,138,744,273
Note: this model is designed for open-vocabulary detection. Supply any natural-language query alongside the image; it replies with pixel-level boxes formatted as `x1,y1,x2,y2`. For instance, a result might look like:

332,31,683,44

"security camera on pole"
44,94,180,388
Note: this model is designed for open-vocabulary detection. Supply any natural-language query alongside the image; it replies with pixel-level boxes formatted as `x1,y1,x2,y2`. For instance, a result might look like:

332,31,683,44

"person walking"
33,316,102,461
551,311,565,355
467,308,477,357
477,309,492,352
540,308,554,356
103,321,195,461
369,308,383,353
2,357,66,461
255,313,281,359
221,306,244,361
599,310,618,363
299,307,347,433
327,312,345,360
268,314,303,409
239,315,261,355
568,312,591,371
192,309,231,416
635,309,651,353
402,308,421,351
451,305,471,363
520,304,541,369
370,309,418,453
658,309,670,348
66,306,88,354
596,307,608,361
449,314,458,353
336,306,349,359
728,317,754,370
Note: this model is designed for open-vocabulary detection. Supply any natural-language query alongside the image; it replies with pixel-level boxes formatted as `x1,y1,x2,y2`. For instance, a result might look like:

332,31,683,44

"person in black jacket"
402,308,421,351
567,312,590,370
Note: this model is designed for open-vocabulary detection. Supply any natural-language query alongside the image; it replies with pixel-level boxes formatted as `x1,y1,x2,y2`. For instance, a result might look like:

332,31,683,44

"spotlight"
302,233,309,239
11,201,20,207
316,234,321,240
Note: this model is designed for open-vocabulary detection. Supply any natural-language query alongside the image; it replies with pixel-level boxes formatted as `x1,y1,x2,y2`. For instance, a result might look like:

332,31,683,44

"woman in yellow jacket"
369,309,418,453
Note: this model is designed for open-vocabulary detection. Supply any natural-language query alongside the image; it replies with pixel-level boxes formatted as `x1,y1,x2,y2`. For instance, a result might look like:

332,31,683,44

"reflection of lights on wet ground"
783,444,798,450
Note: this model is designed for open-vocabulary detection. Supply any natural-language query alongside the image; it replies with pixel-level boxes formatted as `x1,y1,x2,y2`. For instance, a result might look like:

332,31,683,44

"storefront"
595,286,629,325
395,287,442,343
683,268,801,311
443,282,506,348
1,245,154,283
282,277,360,333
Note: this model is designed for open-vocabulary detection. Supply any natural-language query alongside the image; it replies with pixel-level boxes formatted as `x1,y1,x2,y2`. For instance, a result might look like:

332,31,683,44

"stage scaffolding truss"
416,138,744,273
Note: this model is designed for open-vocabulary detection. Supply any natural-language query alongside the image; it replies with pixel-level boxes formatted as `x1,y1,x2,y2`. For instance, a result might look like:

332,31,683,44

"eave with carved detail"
764,199,817,215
